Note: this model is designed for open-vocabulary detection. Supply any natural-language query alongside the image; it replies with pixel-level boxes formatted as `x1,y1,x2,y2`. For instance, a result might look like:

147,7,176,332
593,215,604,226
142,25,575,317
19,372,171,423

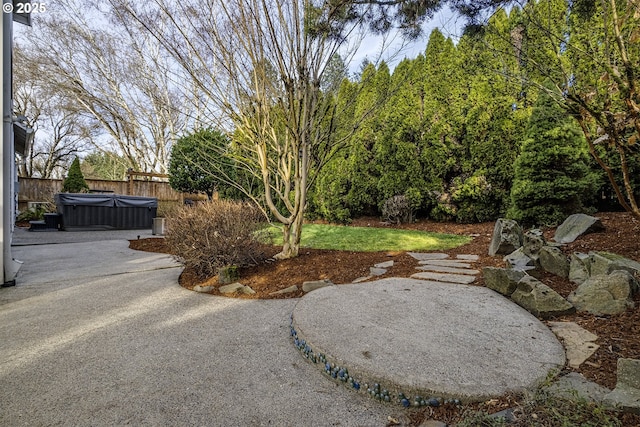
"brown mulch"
129,211,640,425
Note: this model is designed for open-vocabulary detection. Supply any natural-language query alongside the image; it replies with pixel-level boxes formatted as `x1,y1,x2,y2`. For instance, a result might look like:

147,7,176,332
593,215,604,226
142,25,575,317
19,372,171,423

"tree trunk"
274,203,305,259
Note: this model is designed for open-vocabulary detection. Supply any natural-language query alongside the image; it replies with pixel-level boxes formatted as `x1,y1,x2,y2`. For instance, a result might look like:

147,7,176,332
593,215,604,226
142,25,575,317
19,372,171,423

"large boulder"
554,214,604,244
568,271,638,315
511,276,575,318
482,267,525,296
538,246,570,278
569,252,591,285
489,219,523,256
589,251,640,277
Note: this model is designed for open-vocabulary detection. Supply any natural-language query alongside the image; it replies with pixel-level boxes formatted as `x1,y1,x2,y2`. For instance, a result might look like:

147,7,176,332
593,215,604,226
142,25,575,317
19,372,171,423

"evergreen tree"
62,157,90,193
508,84,598,226
168,128,239,200
375,58,426,213
81,151,129,181
453,9,530,222
419,29,466,220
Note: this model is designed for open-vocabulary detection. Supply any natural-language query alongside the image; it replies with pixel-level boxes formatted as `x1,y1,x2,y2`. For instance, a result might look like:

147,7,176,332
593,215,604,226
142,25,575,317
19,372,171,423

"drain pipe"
1,3,22,286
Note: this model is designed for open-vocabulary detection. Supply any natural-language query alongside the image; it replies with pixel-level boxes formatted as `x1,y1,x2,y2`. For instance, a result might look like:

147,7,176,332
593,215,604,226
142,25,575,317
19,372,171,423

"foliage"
508,85,598,226
61,157,90,193
81,151,129,181
16,206,46,222
265,223,470,252
452,172,505,223
165,200,266,280
168,128,239,200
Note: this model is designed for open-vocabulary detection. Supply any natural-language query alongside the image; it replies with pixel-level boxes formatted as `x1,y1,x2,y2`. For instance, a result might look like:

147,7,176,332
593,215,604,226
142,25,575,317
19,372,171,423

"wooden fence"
17,177,207,210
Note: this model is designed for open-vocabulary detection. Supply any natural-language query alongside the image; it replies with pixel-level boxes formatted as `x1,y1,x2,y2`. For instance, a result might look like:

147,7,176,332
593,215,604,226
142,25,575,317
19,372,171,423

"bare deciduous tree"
119,0,371,258
18,0,189,174
13,46,90,178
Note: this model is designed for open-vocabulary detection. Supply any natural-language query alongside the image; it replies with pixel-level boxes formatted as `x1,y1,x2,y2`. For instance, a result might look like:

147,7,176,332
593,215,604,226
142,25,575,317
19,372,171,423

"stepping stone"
548,321,599,369
408,252,449,261
292,278,565,403
415,265,480,275
457,254,479,261
411,271,476,284
418,260,472,268
374,260,394,269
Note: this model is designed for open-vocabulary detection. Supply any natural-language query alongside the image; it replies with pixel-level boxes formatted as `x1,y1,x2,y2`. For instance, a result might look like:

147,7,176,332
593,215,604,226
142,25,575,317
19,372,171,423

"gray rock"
269,285,298,295
504,248,535,272
456,254,479,261
569,252,591,285
511,276,575,318
374,260,394,269
568,271,637,315
589,251,640,278
546,372,611,403
523,229,546,260
219,282,256,295
482,267,525,296
193,285,214,293
302,279,334,293
604,358,640,414
538,246,570,278
554,213,604,244
489,218,523,256
370,267,387,276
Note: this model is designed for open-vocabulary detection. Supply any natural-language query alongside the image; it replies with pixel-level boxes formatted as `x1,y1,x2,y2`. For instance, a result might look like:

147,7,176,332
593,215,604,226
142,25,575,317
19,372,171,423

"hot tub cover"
55,193,158,208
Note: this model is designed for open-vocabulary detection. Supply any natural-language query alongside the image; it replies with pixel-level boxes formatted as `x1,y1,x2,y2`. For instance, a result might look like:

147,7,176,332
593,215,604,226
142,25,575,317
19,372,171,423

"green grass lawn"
264,223,470,252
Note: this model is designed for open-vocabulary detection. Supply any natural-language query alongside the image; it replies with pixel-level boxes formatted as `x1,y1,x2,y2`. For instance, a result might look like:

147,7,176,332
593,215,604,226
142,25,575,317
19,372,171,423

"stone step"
408,252,449,261
456,254,479,261
410,271,477,284
415,265,480,275
418,260,472,268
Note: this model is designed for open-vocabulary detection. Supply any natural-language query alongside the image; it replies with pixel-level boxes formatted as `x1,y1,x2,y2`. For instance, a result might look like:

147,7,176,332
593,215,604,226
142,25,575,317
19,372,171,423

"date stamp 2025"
3,2,47,14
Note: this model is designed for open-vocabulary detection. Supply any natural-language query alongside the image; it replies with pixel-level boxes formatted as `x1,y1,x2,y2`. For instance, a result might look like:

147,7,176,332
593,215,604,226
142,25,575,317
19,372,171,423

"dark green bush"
62,157,90,193
508,86,598,226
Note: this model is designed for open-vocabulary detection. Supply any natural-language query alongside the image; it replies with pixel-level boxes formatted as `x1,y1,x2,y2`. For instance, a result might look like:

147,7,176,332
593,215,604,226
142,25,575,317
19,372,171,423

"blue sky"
349,6,464,73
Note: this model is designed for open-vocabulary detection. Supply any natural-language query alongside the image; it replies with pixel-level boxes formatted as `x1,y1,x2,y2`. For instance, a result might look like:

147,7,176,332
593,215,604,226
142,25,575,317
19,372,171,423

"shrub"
382,195,413,224
165,200,267,280
508,84,598,226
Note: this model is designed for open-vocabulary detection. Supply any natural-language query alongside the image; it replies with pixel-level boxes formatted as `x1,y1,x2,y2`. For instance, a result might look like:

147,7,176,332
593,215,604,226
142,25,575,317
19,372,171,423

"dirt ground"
129,211,640,423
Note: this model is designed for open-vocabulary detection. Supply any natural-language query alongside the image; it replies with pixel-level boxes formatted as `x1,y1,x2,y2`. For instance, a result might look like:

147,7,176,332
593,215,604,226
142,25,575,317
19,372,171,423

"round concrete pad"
292,278,565,402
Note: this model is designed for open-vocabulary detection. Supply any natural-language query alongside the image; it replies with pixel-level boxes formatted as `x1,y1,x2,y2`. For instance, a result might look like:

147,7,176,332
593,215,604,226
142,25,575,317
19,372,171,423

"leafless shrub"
382,195,413,224
165,200,266,279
